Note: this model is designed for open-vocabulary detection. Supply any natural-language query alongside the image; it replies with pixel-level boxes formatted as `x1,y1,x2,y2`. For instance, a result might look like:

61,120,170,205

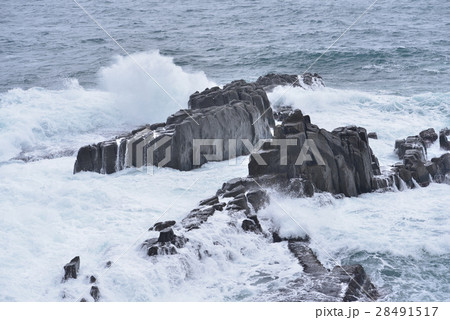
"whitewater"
0,51,449,301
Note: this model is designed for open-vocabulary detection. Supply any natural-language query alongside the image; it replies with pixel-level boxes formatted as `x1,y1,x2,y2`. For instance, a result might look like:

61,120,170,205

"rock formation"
248,109,381,197
74,81,274,174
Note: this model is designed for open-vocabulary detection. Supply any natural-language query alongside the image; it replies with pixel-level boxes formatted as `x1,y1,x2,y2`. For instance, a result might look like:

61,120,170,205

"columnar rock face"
248,109,381,197
74,95,274,174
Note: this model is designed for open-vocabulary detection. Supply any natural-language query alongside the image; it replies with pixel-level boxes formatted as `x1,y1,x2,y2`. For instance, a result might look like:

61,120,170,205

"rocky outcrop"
74,80,275,174
74,100,273,174
255,73,324,92
248,109,381,197
386,129,450,188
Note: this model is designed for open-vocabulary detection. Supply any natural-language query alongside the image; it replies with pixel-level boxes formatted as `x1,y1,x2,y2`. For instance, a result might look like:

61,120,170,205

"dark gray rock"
198,196,219,206
226,194,250,214
248,110,380,197
188,80,272,125
439,128,450,150
74,100,273,174
89,275,96,284
287,241,377,301
181,206,216,230
255,73,324,92
395,136,426,161
288,242,328,275
142,228,188,257
149,221,176,232
246,189,270,212
63,256,80,281
158,228,176,243
368,132,378,139
241,216,262,233
419,128,438,147
90,286,100,302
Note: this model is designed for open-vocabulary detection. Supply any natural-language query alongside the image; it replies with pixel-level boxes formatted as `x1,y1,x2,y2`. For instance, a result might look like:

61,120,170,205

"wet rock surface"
63,256,80,281
248,109,381,197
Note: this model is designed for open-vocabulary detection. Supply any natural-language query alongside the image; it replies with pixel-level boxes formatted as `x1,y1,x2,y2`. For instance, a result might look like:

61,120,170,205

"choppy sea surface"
0,0,449,301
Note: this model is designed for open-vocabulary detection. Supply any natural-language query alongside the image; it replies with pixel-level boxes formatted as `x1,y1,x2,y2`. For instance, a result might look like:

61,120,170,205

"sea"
0,0,449,301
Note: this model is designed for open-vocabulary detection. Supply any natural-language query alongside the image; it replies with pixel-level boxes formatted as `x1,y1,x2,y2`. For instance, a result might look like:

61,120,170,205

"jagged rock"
241,216,262,233
272,232,283,243
255,73,324,92
440,128,450,150
431,153,450,183
150,221,176,231
331,265,378,302
90,286,100,302
63,256,80,281
181,206,216,230
419,128,438,147
158,227,175,243
188,80,272,125
198,196,219,206
273,106,294,122
249,110,380,197
395,136,426,161
226,194,250,214
246,189,270,212
222,185,246,198
368,132,378,139
142,228,188,257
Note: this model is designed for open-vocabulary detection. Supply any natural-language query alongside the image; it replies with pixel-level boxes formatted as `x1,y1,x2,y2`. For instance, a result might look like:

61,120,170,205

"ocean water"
0,0,449,301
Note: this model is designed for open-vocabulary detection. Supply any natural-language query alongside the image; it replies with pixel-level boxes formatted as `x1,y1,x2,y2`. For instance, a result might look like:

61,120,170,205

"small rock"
90,286,100,302
80,298,87,302
241,216,262,233
419,128,438,146
63,256,80,281
272,232,283,243
246,189,270,212
158,228,175,243
439,128,450,150
150,220,176,231
368,132,378,139
199,195,219,206
89,276,96,284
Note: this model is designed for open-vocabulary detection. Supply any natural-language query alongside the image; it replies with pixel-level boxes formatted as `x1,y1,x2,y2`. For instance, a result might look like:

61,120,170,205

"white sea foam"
0,51,215,162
